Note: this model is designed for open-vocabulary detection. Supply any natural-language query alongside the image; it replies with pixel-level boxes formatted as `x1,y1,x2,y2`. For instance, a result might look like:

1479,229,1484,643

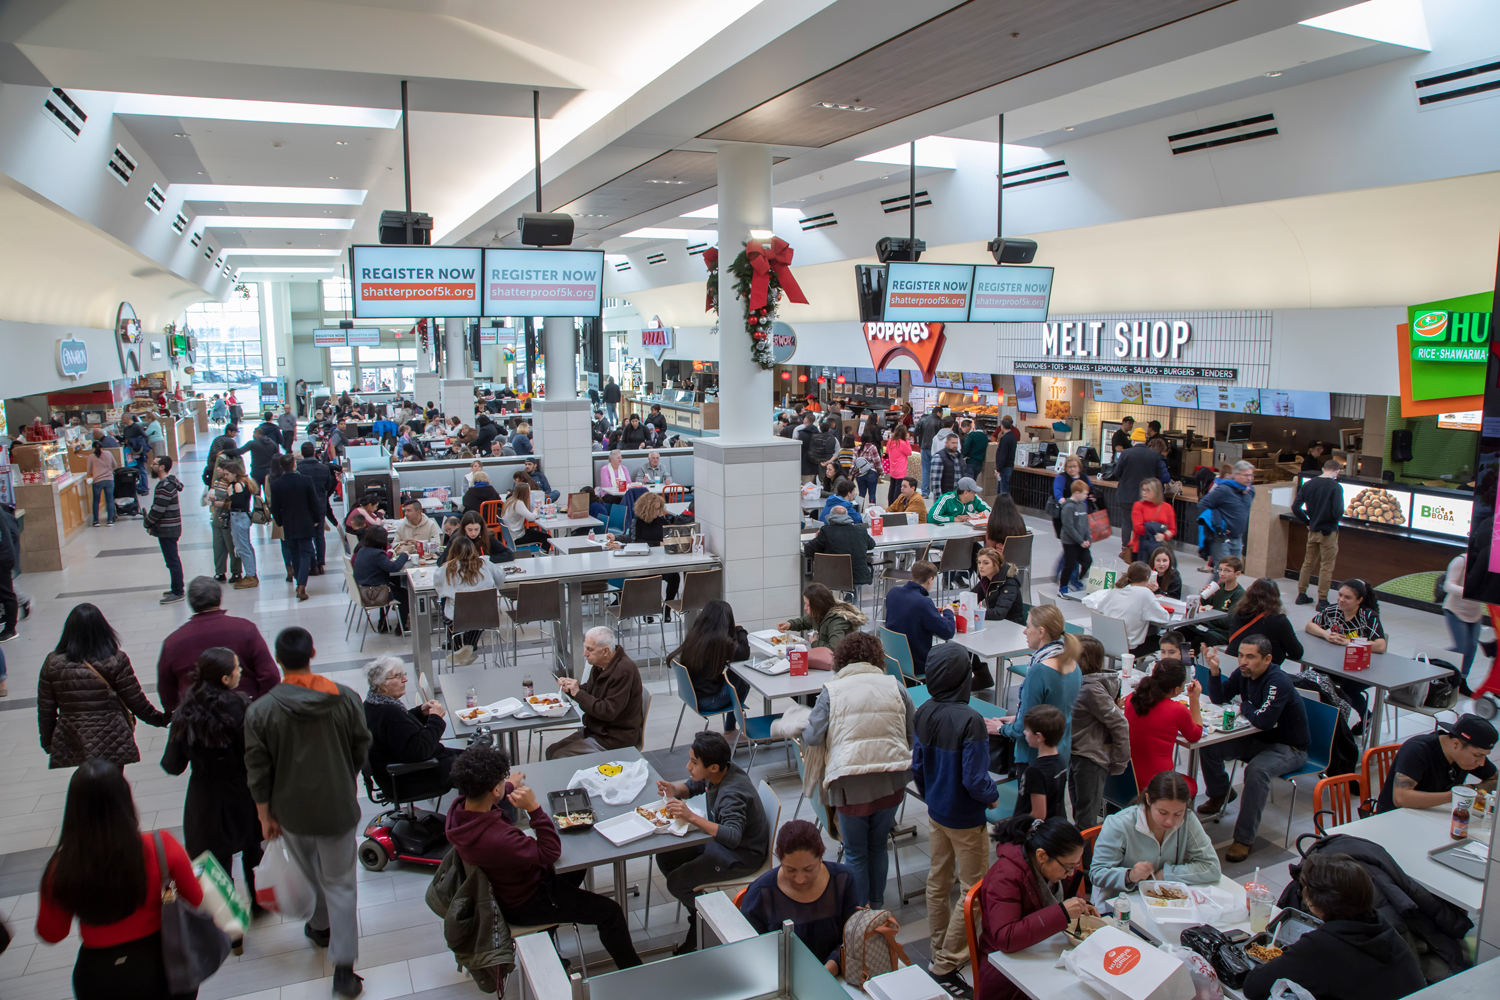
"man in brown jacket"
885,476,928,523
547,626,643,758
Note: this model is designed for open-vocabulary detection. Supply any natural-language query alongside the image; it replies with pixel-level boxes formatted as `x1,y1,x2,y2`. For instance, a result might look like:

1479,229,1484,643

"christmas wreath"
703,238,808,370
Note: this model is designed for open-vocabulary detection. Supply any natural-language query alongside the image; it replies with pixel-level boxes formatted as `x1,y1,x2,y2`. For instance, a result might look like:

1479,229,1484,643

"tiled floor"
0,447,1492,998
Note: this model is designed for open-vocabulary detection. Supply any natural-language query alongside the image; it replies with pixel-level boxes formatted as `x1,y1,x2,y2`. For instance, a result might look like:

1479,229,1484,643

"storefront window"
186,285,264,391
332,368,353,393
360,369,379,392
322,278,351,314
329,346,353,365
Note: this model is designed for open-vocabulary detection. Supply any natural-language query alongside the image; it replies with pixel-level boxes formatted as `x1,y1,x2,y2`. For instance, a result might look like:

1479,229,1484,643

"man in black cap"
1374,713,1496,813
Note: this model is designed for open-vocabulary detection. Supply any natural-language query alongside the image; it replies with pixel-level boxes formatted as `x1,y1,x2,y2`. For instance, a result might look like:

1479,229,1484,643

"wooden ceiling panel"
700,0,1232,147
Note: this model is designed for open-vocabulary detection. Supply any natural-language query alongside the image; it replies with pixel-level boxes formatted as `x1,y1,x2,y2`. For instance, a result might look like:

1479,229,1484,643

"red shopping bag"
1088,509,1113,543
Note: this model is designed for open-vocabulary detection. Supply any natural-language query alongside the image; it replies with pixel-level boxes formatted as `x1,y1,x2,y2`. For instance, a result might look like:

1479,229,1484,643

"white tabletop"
534,513,602,531
405,547,718,592
1127,875,1251,945
730,659,832,701
1327,805,1484,911
987,938,1097,1000
602,482,667,496
950,621,1031,662
800,520,985,550
1295,639,1454,692
547,535,609,554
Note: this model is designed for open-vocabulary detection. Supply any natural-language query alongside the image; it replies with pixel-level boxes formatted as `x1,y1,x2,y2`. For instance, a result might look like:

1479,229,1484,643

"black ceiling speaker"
517,212,574,247
987,237,1038,264
876,236,925,263
379,210,433,245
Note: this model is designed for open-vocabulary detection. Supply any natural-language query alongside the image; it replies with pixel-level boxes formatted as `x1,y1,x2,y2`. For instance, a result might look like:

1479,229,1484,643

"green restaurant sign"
1407,291,1494,401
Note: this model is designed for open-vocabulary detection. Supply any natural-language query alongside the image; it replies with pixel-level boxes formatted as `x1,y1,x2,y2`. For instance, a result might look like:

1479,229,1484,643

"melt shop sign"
1041,319,1194,359
863,322,946,380
1411,310,1490,363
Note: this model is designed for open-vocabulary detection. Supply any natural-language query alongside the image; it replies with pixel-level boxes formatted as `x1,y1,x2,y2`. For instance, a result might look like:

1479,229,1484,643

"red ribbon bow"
745,237,808,312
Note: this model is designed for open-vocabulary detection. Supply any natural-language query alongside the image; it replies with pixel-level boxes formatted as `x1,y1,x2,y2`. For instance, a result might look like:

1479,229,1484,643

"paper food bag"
1062,924,1194,1000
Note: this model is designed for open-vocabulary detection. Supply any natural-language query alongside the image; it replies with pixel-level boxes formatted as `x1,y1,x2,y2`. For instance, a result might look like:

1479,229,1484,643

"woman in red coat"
1124,658,1204,796
978,816,1096,1000
1130,478,1177,559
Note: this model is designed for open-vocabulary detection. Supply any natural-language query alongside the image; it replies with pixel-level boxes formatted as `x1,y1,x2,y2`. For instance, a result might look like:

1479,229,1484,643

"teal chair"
669,660,716,748
1103,760,1140,812
879,627,919,685
985,780,1021,825
1277,699,1337,847
606,503,627,535
726,683,786,771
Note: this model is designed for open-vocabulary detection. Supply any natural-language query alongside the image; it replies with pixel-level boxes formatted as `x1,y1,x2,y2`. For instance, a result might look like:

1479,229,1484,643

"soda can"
1223,707,1236,729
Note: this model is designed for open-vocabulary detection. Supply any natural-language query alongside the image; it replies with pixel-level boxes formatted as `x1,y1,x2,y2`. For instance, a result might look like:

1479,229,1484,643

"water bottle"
465,686,477,709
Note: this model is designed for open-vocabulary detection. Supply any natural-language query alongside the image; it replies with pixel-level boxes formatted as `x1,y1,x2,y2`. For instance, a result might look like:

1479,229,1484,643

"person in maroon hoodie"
155,576,280,712
978,816,1095,1000
444,743,642,969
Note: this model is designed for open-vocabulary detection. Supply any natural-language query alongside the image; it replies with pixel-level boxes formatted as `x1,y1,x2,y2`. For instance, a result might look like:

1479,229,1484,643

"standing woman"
87,439,119,527
37,759,206,1000
997,606,1082,772
159,647,265,942
38,603,170,768
221,461,260,589
1442,552,1483,693
883,424,913,505
855,428,883,505
1069,636,1131,830
1131,478,1177,562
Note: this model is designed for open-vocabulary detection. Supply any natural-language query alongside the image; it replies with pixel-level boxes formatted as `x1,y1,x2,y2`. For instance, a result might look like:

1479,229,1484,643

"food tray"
454,697,522,725
1241,908,1322,963
594,810,657,845
748,629,806,658
1428,838,1490,881
1063,914,1111,947
635,799,694,837
523,693,571,718
547,789,595,831
1137,880,1193,907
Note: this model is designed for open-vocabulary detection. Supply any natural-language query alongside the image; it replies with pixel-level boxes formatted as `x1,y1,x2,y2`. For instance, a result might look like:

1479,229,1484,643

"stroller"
113,467,142,518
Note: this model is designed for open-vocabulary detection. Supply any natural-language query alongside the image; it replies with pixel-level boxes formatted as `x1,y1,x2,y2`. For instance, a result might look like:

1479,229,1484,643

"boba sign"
1410,309,1490,363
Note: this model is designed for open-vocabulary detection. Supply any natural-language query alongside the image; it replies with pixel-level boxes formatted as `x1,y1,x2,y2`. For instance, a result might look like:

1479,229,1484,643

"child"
1058,479,1093,596
1069,636,1130,829
1016,704,1068,820
1157,629,1192,667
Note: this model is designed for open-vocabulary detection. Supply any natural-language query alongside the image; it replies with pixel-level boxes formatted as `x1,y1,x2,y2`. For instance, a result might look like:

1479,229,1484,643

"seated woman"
1242,855,1425,1000
1089,769,1220,901
352,525,410,632
363,654,459,794
623,491,689,612
1225,577,1304,664
1082,562,1172,655
740,819,864,976
668,598,751,731
343,492,385,542
461,471,501,515
433,536,509,664
971,546,1026,624
438,511,513,565
1304,577,1386,719
979,816,1096,1000
777,583,868,665
444,743,642,970
501,482,551,552
1146,544,1182,600
462,459,484,492
1124,659,1204,796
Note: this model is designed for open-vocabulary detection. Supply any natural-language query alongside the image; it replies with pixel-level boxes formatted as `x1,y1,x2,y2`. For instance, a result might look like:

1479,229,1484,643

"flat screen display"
346,327,380,347
1410,493,1473,539
1260,389,1331,420
967,265,1055,322
1092,380,1134,404
1014,376,1037,413
877,369,901,385
350,245,481,318
1199,385,1262,413
1438,410,1482,431
961,373,994,391
482,248,605,318
313,328,347,347
854,367,877,384
1332,480,1411,529
1144,383,1199,407
881,263,974,323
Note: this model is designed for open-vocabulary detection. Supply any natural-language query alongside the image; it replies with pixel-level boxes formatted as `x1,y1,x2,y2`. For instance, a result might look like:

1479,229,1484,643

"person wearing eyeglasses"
362,654,458,797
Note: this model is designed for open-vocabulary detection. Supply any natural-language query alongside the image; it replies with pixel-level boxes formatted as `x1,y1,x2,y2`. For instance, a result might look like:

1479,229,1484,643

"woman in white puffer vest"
801,631,914,908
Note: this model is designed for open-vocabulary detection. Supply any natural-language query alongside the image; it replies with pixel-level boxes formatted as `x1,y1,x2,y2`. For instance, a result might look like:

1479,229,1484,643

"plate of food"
635,799,694,836
1137,880,1193,907
1063,914,1110,947
520,693,571,718
455,698,522,725
547,789,595,831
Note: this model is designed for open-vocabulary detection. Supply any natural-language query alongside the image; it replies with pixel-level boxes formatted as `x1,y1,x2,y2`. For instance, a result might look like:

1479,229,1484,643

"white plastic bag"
251,837,315,921
567,759,650,805
1062,924,1194,1000
1163,943,1223,1000
1269,980,1315,1000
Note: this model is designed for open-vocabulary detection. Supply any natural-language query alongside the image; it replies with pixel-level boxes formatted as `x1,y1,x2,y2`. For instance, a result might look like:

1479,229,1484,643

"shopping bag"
191,851,250,939
567,758,650,805
1089,509,1113,542
1087,564,1118,594
1062,924,1194,1000
251,837,316,921
1342,642,1371,671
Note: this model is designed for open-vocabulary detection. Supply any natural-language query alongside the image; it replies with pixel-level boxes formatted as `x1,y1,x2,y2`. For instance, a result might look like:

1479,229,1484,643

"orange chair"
1079,824,1102,895
663,484,686,504
1311,774,1360,835
963,879,984,996
1360,743,1400,816
480,498,503,530
733,886,746,908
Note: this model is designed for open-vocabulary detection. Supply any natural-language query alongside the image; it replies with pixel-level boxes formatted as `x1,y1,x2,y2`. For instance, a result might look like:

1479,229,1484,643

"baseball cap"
1440,713,1498,751
1121,415,1135,423
956,477,980,493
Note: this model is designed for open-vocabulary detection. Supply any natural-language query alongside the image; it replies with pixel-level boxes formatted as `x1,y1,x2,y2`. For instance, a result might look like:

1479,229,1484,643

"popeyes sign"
863,322,946,380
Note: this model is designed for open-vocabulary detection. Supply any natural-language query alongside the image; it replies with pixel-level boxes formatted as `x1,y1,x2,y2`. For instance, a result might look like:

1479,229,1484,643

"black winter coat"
160,693,260,864
297,457,335,509
462,483,502,514
38,650,170,768
268,470,323,539
972,565,1026,623
365,698,460,794
804,518,876,586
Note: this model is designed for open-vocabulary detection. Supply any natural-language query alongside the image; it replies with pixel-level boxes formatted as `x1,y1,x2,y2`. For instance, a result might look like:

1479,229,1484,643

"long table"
438,664,583,762
799,520,985,551
1294,639,1453,750
1327,804,1484,912
404,548,719,687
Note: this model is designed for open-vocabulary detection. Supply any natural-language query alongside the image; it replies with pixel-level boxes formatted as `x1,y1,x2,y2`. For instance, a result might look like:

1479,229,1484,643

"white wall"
1269,307,1404,395
0,318,168,400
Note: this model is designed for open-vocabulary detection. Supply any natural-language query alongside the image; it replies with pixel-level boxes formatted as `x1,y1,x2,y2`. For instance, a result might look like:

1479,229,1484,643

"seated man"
1197,637,1309,862
818,477,864,523
1375,713,1496,813
548,627,643,758
655,732,771,955
882,560,955,678
929,476,991,525
444,743,642,970
885,476,928,523
522,456,560,503
804,505,875,591
634,450,674,485
362,655,459,794
393,498,441,552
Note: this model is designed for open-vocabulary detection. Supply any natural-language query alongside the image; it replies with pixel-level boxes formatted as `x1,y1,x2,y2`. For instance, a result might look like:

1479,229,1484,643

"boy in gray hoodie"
1058,479,1094,596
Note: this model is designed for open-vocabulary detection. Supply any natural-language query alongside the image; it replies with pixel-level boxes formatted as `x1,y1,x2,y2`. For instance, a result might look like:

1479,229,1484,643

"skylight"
235,267,340,273
621,228,719,241
109,93,402,128
169,185,367,205
856,137,957,169
222,248,344,257
201,217,356,230
1300,0,1430,50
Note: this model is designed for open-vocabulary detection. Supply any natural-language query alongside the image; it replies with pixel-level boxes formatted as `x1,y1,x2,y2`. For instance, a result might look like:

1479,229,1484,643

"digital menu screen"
1014,376,1037,413
1144,383,1199,407
1260,390,1331,420
855,368,877,384
1334,481,1411,528
877,369,901,385
967,265,1054,322
961,373,994,391
1091,380,1135,404
1200,386,1262,413
881,263,975,323
1410,493,1473,539
1438,410,1482,431
482,247,605,318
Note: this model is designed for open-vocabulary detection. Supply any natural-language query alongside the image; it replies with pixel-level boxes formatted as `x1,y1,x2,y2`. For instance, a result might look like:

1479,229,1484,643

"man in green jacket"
245,627,372,998
929,477,992,525
961,419,989,482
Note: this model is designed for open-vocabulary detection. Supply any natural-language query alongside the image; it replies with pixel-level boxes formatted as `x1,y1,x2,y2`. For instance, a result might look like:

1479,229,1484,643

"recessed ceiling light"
1063,126,1075,131
813,102,875,112
173,132,189,138
328,176,338,180
200,216,356,230
1265,71,1283,77
646,179,687,185
335,140,349,145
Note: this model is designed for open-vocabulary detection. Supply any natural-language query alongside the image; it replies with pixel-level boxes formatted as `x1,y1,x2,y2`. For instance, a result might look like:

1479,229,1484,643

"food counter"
11,441,89,571
622,394,717,433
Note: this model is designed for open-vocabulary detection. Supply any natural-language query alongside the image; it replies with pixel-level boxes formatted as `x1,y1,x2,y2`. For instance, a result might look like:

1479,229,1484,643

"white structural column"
415,321,440,409
715,142,774,442
440,317,472,415
543,316,577,400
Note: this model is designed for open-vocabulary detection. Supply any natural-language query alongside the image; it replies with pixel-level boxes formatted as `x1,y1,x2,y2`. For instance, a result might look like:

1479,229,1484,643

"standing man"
915,407,943,496
245,627,371,999
256,410,284,452
1112,437,1171,559
602,375,621,426
156,576,280,711
1197,638,1309,863
1110,416,1135,462
294,378,308,417
1293,459,1343,610
549,627,644,758
1198,460,1256,567
298,441,338,569
267,455,323,602
961,418,989,484
144,455,185,605
0,498,17,643
276,406,298,454
993,416,1018,496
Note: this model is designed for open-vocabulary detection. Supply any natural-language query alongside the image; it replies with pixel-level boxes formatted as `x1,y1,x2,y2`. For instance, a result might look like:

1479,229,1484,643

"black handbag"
155,832,231,993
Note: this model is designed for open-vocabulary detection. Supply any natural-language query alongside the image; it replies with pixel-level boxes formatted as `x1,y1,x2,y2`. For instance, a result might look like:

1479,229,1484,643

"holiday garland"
703,238,808,371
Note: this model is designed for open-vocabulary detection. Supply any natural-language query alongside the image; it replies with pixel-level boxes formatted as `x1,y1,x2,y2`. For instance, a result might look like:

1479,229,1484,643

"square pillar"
441,378,473,421
531,398,595,499
692,437,802,630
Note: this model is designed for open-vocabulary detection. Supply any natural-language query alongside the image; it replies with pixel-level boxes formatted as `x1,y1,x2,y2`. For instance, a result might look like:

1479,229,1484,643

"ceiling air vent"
686,242,712,257
107,144,138,185
1168,114,1277,155
1002,159,1068,189
214,255,224,268
172,213,189,235
613,261,632,272
881,190,931,214
203,244,215,260
43,87,86,140
646,252,668,266
145,184,166,214
799,212,837,231
1413,57,1500,111
190,231,202,248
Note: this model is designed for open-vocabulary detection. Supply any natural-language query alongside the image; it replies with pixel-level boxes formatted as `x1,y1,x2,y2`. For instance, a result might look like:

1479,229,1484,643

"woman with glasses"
979,815,1097,1000
362,654,460,795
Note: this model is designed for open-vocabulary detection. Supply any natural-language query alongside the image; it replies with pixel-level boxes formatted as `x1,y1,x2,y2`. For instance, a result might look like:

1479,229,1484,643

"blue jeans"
0,645,6,681
838,805,898,907
282,536,314,586
696,674,751,730
1444,610,1482,679
857,470,880,503
91,481,115,524
998,466,1012,495
229,512,258,578
1201,735,1308,846
920,449,933,494
1209,535,1244,565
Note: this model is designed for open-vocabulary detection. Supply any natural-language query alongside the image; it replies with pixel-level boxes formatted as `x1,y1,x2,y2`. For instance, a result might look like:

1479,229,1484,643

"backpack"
841,908,909,988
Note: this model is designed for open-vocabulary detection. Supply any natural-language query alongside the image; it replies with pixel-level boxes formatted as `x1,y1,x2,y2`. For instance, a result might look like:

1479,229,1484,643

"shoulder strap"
81,660,119,700
154,831,176,900
1226,612,1266,645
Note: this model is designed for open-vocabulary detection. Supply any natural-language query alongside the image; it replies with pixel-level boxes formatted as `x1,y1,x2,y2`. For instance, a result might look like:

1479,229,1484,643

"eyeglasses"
1045,855,1083,873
